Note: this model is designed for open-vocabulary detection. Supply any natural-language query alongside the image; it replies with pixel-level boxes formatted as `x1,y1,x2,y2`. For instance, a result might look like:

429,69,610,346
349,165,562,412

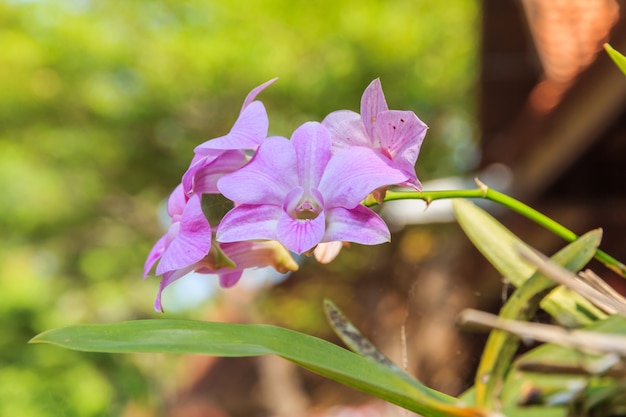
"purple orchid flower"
153,240,299,312
143,184,213,280
322,78,428,191
182,78,277,196
216,121,408,254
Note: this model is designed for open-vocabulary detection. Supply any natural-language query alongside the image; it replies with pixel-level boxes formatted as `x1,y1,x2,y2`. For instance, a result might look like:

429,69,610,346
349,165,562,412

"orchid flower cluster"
143,78,428,311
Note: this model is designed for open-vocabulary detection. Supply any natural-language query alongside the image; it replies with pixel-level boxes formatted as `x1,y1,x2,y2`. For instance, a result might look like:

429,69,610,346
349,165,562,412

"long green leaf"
474,230,602,409
452,199,606,326
30,319,483,417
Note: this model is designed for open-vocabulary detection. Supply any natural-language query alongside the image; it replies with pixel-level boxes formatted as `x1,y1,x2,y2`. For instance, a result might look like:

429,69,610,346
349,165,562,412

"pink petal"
143,233,168,277
154,265,195,312
318,147,408,209
373,110,427,190
276,210,326,254
145,221,181,277
323,206,390,245
219,240,298,273
283,186,305,215
167,184,187,217
156,194,212,274
218,271,244,288
182,152,221,196
291,122,332,191
313,241,345,264
360,78,389,138
216,204,281,242
371,152,422,191
394,163,422,191
195,101,269,152
241,77,278,110
322,110,371,150
218,136,298,205
373,110,427,162
185,150,249,195
193,78,276,154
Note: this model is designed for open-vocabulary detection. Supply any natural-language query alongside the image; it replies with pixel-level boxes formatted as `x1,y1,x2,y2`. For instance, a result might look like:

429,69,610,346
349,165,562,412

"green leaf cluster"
32,200,626,416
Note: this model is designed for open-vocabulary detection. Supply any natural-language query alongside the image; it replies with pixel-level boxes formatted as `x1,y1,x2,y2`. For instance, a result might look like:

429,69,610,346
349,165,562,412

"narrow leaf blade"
474,230,602,408
31,319,482,417
605,43,626,76
499,315,626,415
452,199,605,326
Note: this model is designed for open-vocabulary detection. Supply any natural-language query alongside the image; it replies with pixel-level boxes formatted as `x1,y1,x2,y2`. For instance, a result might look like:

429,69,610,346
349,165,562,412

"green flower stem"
381,181,626,277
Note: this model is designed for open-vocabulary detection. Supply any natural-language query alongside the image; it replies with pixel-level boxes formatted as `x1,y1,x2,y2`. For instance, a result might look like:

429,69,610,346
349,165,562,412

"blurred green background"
0,0,478,416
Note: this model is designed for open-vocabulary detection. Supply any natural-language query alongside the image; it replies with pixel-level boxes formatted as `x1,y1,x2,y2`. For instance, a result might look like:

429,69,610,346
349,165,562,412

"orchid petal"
220,241,298,273
218,136,298,205
143,233,168,277
291,122,332,191
218,271,244,288
195,101,269,152
182,156,206,197
313,241,345,264
319,147,408,209
241,77,278,111
373,110,427,190
182,152,221,196
155,265,195,312
321,110,371,150
186,150,249,195
193,79,276,153
156,194,212,275
323,206,390,245
144,221,180,277
360,78,389,138
217,204,281,242
276,210,326,254
167,184,187,217
283,186,305,216
392,164,423,190
373,110,427,162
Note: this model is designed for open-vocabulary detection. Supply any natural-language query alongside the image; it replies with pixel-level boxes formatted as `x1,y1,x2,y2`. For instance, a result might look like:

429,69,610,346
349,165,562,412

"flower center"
294,200,321,220
284,187,324,220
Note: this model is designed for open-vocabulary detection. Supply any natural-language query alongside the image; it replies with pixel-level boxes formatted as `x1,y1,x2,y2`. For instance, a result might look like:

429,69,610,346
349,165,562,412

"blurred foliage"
1,0,478,415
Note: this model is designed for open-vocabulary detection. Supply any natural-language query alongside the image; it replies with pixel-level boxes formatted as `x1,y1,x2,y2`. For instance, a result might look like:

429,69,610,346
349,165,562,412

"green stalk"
380,180,626,277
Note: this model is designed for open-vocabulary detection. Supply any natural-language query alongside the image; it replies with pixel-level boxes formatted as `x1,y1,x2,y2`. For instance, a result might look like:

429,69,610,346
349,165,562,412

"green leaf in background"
500,314,626,416
322,299,483,415
604,43,626,76
452,200,535,285
513,314,626,376
473,230,602,409
452,199,606,326
500,373,578,417
324,299,409,371
30,319,484,417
